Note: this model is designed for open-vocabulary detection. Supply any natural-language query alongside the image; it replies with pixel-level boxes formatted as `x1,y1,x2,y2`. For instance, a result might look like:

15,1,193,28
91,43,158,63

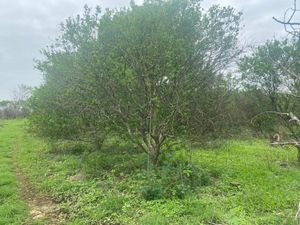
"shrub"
140,151,212,200
82,152,146,177
49,140,94,155
100,194,126,216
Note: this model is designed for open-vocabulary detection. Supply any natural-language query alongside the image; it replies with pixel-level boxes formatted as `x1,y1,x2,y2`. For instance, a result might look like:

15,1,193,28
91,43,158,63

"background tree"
241,0,300,163
0,85,32,119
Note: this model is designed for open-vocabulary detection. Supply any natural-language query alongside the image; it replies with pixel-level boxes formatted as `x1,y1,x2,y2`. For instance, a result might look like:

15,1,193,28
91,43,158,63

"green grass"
0,120,28,225
2,119,300,224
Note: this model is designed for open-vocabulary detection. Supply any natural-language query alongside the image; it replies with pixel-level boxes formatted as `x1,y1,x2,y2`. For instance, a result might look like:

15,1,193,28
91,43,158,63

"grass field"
0,120,27,224
1,119,300,224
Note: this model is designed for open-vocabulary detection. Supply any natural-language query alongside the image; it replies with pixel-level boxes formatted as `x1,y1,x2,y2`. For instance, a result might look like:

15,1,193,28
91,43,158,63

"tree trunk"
149,145,160,166
297,145,300,164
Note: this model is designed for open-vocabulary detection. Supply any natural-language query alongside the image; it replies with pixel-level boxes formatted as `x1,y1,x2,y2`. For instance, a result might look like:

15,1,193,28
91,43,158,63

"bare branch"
251,111,289,125
273,0,300,37
252,111,300,126
288,112,300,125
272,17,300,26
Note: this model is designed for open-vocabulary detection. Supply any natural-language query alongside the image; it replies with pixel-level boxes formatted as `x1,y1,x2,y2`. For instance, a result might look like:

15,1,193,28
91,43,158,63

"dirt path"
12,137,66,225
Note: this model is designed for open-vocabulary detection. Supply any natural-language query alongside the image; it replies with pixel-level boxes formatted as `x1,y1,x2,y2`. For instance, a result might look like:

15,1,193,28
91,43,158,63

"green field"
0,120,27,224
0,119,299,224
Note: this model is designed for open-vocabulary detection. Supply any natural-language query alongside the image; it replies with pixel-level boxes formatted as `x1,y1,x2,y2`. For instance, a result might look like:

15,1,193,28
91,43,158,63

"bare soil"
12,138,66,225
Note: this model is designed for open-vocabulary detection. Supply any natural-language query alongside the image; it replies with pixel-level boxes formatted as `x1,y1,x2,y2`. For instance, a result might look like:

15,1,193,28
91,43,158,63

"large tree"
30,0,242,165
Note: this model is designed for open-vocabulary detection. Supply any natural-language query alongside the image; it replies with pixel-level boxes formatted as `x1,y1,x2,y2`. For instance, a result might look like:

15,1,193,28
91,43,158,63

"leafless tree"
0,85,33,119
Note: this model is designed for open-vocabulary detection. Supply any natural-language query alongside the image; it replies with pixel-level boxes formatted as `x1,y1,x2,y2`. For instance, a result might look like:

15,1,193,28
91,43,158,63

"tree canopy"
29,0,242,165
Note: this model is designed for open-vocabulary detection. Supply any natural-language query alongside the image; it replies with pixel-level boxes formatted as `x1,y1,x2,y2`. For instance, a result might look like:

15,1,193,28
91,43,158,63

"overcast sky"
0,0,293,100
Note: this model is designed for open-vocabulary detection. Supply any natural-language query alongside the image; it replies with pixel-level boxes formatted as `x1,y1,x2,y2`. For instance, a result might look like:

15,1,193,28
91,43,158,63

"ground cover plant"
5,119,300,224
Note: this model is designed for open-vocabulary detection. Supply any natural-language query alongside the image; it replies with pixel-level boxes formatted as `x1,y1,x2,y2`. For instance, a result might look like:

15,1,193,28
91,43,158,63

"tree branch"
272,17,300,26
251,111,289,124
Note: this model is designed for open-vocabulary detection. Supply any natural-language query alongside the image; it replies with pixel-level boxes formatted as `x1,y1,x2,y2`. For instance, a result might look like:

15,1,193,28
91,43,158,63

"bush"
49,140,94,155
140,151,212,200
100,194,126,216
82,151,146,177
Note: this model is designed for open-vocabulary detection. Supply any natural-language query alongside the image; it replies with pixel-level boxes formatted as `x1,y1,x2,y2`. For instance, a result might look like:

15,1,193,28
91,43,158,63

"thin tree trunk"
297,145,300,164
149,144,160,166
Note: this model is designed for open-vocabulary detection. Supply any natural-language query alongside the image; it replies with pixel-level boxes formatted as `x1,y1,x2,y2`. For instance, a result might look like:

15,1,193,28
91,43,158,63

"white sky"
0,0,294,100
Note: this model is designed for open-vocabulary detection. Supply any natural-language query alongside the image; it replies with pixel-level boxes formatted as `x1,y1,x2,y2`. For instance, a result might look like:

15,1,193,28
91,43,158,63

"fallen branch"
271,141,300,146
253,110,300,163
